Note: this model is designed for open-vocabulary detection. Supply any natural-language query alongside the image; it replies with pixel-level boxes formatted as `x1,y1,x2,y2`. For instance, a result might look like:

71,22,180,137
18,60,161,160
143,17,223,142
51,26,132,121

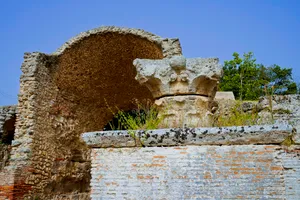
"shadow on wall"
2,116,16,145
0,114,16,171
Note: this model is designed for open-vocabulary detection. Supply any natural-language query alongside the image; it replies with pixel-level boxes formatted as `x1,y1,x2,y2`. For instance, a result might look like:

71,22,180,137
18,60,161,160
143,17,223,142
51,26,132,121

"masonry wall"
26,34,164,199
28,52,91,199
83,124,299,199
90,145,300,199
216,94,300,135
258,94,300,133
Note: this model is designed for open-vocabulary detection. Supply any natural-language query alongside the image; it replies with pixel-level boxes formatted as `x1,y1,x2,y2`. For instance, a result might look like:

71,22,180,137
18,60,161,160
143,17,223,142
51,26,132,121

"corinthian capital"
134,55,223,99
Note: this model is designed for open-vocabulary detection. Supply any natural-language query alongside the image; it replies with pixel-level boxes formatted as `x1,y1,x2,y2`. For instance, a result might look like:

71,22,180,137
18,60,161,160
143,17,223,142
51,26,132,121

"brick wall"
83,125,300,200
90,145,300,199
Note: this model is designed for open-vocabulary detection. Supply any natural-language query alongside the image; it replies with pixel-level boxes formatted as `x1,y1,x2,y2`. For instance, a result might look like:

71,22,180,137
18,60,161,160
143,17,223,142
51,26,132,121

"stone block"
82,124,293,147
215,91,235,100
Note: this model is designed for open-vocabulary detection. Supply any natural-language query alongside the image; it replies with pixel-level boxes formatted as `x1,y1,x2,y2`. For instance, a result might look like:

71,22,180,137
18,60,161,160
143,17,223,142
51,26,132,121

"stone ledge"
81,124,294,148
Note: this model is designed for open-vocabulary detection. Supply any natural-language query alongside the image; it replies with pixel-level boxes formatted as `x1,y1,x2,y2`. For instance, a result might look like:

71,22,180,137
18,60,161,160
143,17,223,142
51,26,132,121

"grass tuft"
213,101,261,127
105,99,164,131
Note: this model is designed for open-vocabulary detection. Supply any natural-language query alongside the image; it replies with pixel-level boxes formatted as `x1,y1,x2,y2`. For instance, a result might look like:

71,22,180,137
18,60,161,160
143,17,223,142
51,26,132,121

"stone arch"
8,26,182,199
51,26,182,130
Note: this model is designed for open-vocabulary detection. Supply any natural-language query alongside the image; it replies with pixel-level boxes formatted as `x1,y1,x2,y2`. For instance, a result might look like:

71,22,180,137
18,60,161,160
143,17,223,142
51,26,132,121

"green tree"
286,82,298,94
219,52,262,100
267,65,296,95
219,52,298,100
220,52,241,98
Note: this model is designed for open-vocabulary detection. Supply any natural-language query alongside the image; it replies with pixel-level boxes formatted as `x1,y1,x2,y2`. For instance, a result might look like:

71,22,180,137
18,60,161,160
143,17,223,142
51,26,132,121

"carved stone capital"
134,55,223,99
134,55,223,127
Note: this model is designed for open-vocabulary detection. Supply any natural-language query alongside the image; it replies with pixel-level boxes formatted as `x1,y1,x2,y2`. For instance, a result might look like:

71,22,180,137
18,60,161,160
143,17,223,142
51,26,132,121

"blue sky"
0,0,299,105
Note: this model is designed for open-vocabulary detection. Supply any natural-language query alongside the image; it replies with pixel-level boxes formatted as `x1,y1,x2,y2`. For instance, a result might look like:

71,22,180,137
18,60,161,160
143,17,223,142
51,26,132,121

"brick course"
90,145,300,199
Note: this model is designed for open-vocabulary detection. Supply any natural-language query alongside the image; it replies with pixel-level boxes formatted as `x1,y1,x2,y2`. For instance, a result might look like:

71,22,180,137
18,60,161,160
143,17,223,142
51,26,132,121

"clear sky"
0,0,299,105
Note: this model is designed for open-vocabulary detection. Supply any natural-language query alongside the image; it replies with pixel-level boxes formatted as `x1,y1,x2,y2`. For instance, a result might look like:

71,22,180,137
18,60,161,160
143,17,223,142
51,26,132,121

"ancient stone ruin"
0,26,299,200
0,26,182,200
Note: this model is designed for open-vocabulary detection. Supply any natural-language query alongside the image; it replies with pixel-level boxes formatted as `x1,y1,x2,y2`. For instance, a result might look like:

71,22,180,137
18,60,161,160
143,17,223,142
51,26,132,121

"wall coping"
81,124,295,148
